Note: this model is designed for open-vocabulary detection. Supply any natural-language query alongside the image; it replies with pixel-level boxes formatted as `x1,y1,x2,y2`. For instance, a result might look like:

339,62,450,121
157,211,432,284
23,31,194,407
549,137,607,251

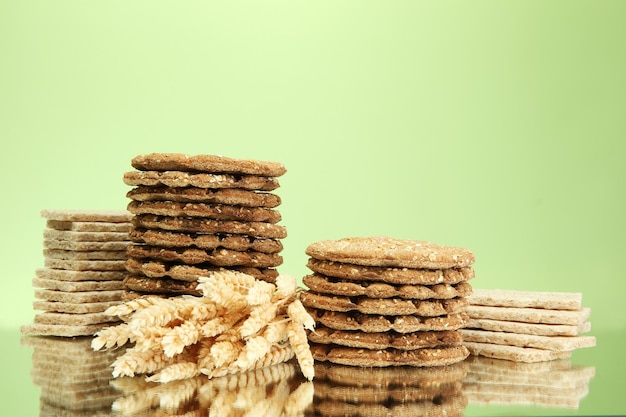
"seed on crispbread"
123,170,280,191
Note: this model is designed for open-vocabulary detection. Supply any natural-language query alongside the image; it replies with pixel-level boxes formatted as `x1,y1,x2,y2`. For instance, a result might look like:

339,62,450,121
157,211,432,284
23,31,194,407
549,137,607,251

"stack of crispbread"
21,209,131,337
462,289,596,362
122,153,287,299
309,361,468,417
21,336,120,415
463,355,595,409
300,236,475,367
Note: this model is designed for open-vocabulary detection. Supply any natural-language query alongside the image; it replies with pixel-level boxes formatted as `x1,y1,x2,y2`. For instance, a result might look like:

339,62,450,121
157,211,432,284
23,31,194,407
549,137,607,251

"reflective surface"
5,327,625,416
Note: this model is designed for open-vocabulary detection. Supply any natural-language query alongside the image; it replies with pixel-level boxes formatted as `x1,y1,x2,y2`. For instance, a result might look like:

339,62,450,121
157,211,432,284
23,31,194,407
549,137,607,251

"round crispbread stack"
301,236,475,368
122,153,287,298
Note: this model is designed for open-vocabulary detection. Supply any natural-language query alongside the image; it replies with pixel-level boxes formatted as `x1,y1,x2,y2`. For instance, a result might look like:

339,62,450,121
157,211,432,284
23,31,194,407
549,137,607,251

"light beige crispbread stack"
462,289,596,362
21,209,131,337
463,355,595,409
122,153,287,298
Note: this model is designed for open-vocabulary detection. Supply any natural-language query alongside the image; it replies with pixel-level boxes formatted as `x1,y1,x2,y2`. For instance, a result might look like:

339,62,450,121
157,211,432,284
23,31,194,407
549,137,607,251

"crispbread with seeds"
35,289,123,303
123,171,280,190
303,273,473,299
308,325,463,350
33,277,124,292
21,322,115,337
308,308,469,333
463,341,572,362
41,209,132,223
468,288,583,311
43,249,127,261
467,305,591,325
310,343,469,367
460,329,596,351
306,237,474,269
44,258,126,271
307,259,474,285
33,312,120,326
466,317,591,337
123,275,202,296
129,228,283,253
301,291,468,316
132,214,287,239
43,238,130,251
124,258,278,282
36,268,126,282
44,229,129,243
33,300,121,314
127,200,281,223
46,220,131,233
131,153,287,177
127,246,282,267
127,186,281,207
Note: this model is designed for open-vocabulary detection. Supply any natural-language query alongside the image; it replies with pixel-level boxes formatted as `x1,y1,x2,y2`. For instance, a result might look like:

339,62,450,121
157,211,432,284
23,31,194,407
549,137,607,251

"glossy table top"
3,327,625,416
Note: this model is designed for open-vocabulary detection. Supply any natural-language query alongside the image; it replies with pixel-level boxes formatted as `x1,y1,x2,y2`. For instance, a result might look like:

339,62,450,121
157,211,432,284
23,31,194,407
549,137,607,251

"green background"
1,0,625,415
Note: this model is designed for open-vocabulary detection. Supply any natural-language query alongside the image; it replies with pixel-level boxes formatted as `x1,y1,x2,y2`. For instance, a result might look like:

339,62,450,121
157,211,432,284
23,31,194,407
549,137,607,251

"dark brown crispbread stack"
462,289,596,362
300,236,475,368
21,210,131,337
122,153,287,298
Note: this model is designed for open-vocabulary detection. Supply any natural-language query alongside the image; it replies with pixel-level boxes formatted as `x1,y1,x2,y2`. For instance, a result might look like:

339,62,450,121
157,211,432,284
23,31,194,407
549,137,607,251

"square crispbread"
36,268,126,282
467,288,582,311
466,305,591,326
44,238,130,251
463,341,571,363
41,209,131,223
467,317,591,337
34,300,121,314
21,322,115,337
35,289,123,303
44,229,129,243
43,249,127,261
34,311,120,326
46,220,131,233
33,277,124,292
460,329,596,352
44,258,127,271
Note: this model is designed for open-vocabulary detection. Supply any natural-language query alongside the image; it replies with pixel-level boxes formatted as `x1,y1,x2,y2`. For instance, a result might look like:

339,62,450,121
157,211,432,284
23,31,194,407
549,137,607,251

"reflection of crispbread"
301,291,468,316
308,308,469,333
304,273,472,299
307,258,474,285
308,325,463,350
310,343,470,367
127,186,281,206
311,395,467,417
306,236,475,269
127,245,283,267
123,170,280,190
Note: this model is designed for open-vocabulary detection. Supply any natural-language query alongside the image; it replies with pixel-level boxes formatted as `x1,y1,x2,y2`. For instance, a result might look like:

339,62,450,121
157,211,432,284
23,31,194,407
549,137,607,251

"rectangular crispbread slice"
34,300,121,314
44,238,130,252
461,329,596,352
44,258,126,271
44,229,129,243
46,220,130,232
467,318,591,336
466,305,591,326
467,288,582,311
464,341,571,363
41,209,131,223
21,322,114,337
35,289,123,303
43,249,127,261
36,268,126,282
33,312,120,326
33,277,124,292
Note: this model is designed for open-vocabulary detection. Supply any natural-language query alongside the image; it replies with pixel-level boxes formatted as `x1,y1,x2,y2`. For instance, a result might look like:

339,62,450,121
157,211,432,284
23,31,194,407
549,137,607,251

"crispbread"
40,209,132,223
129,228,283,253
466,317,591,337
132,214,287,239
33,311,120,326
306,237,474,269
308,325,463,350
131,153,287,177
308,308,469,333
123,170,280,190
466,305,591,326
123,275,202,296
463,341,572,363
303,273,473,300
43,238,130,251
33,277,124,292
127,200,281,223
462,383,589,409
310,343,470,367
307,259,474,285
44,229,129,242
467,288,583,311
127,186,282,206
46,220,131,233
461,329,596,352
36,268,126,282
21,322,115,337
35,289,123,303
126,246,283,267
300,291,468,316
44,258,126,271
33,300,121,314
43,249,127,261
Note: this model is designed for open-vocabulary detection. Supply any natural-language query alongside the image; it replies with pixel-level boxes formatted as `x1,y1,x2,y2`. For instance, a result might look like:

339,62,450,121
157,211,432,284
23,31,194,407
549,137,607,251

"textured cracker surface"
36,268,126,282
127,200,282,222
123,170,280,190
461,328,596,351
463,341,572,363
131,153,286,176
127,246,282,267
466,305,591,325
468,288,582,311
127,186,281,206
465,317,591,337
40,209,131,222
